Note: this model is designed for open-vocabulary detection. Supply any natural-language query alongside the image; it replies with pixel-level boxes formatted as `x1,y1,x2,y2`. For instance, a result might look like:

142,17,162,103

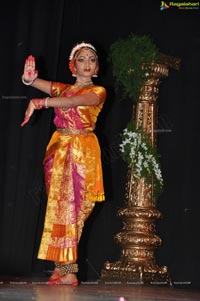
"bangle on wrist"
22,76,35,86
45,97,50,108
31,99,45,110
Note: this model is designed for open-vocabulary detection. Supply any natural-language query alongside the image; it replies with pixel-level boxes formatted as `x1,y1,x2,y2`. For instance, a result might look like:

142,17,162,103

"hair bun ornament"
69,42,97,61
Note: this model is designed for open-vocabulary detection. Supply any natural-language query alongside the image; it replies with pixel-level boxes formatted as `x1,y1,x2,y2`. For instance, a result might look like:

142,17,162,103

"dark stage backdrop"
0,0,200,288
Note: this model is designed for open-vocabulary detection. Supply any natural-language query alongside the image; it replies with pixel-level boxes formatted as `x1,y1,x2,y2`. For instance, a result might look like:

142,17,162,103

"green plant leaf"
109,33,159,100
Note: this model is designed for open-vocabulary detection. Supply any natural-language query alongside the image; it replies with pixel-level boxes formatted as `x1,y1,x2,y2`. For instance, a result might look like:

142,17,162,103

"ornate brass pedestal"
101,60,179,285
101,173,170,285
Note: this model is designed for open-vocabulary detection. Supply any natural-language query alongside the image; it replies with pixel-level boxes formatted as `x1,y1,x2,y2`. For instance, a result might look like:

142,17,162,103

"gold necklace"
74,80,93,88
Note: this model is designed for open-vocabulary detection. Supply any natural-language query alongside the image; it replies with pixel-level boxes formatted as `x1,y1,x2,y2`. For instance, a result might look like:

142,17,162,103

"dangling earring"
93,67,99,77
72,73,77,77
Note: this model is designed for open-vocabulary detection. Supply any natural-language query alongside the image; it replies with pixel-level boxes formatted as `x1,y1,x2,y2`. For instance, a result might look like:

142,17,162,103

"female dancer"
21,42,106,285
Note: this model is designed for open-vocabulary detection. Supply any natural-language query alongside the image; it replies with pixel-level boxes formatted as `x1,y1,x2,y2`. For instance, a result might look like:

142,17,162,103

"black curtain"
0,0,200,288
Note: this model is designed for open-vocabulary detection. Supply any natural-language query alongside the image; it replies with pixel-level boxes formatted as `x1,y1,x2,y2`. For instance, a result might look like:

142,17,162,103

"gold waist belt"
57,128,92,135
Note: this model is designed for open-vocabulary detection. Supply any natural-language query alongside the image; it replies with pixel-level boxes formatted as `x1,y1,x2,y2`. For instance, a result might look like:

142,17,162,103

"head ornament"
69,42,97,61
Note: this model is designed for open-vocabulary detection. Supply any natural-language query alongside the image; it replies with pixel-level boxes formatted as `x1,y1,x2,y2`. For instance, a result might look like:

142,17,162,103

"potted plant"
101,34,173,285
109,33,163,196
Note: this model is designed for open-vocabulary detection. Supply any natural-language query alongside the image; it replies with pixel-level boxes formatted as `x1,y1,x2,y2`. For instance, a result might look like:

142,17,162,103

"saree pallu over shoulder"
50,81,106,104
50,82,71,97
37,131,105,262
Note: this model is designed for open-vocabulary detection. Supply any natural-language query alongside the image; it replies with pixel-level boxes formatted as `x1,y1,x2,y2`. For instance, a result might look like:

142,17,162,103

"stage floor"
0,278,200,301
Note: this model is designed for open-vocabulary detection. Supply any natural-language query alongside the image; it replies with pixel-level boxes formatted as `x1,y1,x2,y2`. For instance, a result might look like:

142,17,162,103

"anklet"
55,263,78,276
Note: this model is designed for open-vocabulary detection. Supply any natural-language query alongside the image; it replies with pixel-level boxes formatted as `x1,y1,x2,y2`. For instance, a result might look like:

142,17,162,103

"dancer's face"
74,48,98,78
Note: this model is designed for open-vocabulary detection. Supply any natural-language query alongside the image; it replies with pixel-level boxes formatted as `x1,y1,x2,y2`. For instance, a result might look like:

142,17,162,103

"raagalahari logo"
160,1,200,10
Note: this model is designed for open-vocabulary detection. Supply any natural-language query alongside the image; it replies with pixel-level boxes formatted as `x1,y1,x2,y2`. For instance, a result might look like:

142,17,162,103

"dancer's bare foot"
48,262,79,285
48,273,78,286
60,273,78,285
48,267,61,281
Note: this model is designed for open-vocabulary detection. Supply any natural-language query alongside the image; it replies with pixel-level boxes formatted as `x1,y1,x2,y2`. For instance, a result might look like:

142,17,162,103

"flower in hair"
69,60,76,75
69,42,96,60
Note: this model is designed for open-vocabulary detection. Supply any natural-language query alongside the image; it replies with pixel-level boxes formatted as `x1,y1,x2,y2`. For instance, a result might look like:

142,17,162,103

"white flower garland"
69,42,96,60
119,124,163,195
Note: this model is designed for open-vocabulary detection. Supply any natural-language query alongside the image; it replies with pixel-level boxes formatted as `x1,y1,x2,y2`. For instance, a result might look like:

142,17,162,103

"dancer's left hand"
21,101,35,126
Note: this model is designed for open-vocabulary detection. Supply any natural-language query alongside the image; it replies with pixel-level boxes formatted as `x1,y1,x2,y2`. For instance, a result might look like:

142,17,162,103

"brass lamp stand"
101,56,180,285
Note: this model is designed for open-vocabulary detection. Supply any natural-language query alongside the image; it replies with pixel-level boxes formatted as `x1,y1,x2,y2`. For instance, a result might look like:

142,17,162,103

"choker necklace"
74,80,93,88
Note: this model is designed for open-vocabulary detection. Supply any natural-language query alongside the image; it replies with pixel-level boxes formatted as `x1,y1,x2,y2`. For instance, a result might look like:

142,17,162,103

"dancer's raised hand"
22,55,38,84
